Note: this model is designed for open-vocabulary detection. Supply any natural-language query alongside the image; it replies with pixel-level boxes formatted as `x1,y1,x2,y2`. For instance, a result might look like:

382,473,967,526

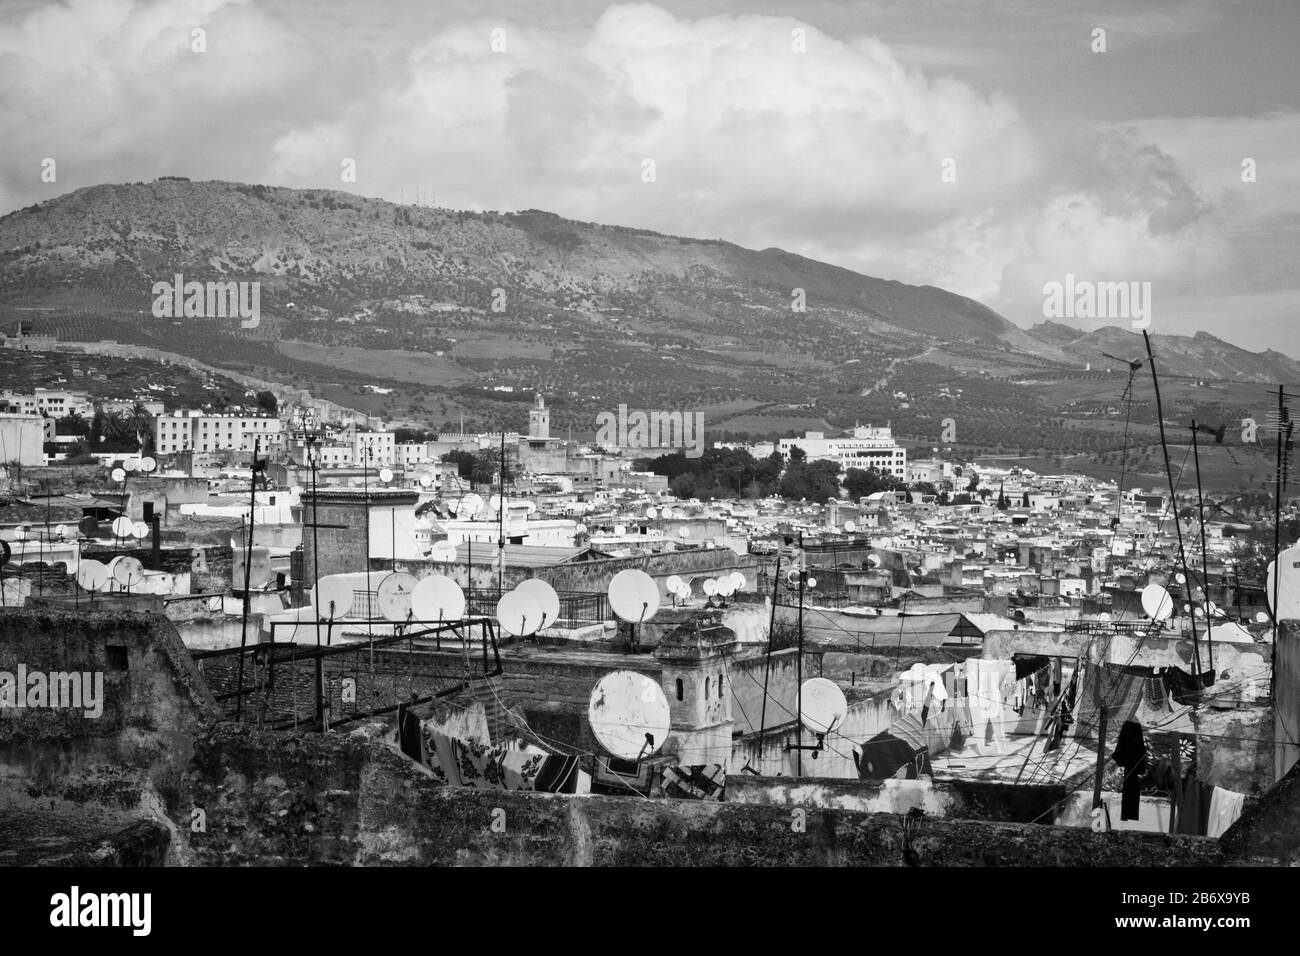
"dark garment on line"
1014,654,1051,681
1111,719,1148,821
857,730,930,780
920,704,930,727
396,703,422,762
1164,667,1215,705
1176,773,1214,835
1045,670,1079,753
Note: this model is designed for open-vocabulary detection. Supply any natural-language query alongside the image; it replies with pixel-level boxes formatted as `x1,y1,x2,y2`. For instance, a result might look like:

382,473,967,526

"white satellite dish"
76,559,109,592
614,524,626,536
679,526,690,538
54,524,68,540
314,575,356,620
496,589,541,637
588,670,671,761
139,457,157,474
376,571,420,622
702,578,718,596
123,458,139,473
515,579,561,629
379,467,394,484
411,575,466,622
13,525,29,542
1265,548,1300,620
665,575,683,595
646,506,658,519
716,577,736,597
608,569,660,623
112,556,145,587
729,571,746,591
111,517,134,538
867,554,882,569
419,475,432,488
576,523,587,534
459,493,484,519
132,520,150,539
800,678,848,736
428,541,458,563
1141,583,1174,622
1099,612,1112,623
844,520,857,533
806,576,818,589
1255,611,1270,624
111,468,127,482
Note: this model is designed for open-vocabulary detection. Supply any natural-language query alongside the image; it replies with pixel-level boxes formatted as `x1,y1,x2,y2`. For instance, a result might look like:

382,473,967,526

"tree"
126,401,155,453
255,390,278,414
440,450,476,480
844,466,904,500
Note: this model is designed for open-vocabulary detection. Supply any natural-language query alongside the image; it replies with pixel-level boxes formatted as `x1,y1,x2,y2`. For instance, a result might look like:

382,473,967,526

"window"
718,672,723,695
676,678,683,701
704,677,709,700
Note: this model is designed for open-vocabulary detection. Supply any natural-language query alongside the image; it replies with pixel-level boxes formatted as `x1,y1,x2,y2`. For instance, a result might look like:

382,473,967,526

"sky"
1,0,1297,352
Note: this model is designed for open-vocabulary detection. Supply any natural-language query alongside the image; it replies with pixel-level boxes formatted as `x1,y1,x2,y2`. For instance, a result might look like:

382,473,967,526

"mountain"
0,180,1288,492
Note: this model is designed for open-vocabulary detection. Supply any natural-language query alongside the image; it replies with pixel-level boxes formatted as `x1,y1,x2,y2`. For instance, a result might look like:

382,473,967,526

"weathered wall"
1276,622,1300,782
173,727,1223,866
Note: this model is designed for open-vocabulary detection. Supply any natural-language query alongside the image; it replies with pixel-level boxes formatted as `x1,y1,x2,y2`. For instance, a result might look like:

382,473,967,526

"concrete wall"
174,727,1223,866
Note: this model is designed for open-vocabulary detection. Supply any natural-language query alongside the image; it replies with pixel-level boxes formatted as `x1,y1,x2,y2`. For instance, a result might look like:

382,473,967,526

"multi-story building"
352,429,396,466
0,389,93,419
155,411,284,455
778,425,907,478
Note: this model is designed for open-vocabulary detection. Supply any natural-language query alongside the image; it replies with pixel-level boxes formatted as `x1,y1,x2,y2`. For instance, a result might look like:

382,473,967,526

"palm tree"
126,401,155,453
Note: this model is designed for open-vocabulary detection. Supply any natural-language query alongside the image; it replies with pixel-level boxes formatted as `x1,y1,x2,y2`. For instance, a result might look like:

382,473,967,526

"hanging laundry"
1111,719,1148,821
660,764,726,800
1206,787,1247,838
425,730,579,793
1175,773,1214,836
1164,667,1216,705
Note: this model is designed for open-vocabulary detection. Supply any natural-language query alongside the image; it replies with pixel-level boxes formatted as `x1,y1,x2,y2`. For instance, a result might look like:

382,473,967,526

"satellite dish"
496,590,540,637
54,524,68,541
76,559,109,592
78,516,99,538
111,468,126,482
576,523,587,534
588,670,671,761
799,678,848,735
867,554,882,569
786,568,801,586
679,526,690,538
703,578,718,596
806,576,818,589
614,524,626,536
1255,611,1270,624
460,493,484,519
112,556,145,587
139,457,157,473
132,520,150,539
411,575,466,622
379,468,394,483
608,569,660,623
419,475,432,488
14,525,29,542
716,577,736,597
515,579,561,629
123,458,140,473
376,571,420,621
1098,612,1112,623
646,506,658,519
428,541,458,563
665,574,684,595
314,575,356,620
111,517,134,538
844,520,857,532
1141,583,1174,622
1265,548,1300,620
729,571,746,591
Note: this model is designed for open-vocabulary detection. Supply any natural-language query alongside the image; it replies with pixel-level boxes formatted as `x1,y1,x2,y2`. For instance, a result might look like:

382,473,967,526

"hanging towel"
1206,787,1246,838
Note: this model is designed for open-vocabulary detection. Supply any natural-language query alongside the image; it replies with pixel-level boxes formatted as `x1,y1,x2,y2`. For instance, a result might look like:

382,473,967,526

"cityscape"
0,0,1296,924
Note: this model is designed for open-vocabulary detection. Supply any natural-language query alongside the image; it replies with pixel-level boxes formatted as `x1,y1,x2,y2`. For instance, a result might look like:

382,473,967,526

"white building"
778,425,907,478
0,413,45,466
0,388,92,419
352,429,396,466
155,411,284,455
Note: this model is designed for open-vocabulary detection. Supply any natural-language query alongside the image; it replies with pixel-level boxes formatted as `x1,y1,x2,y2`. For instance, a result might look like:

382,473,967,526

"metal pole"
1191,423,1214,672
235,437,260,720
1272,386,1284,644
1141,330,1201,678
758,552,781,766
797,530,804,778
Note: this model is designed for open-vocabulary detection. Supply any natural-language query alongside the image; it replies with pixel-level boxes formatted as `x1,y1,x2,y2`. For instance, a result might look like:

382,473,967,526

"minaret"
529,393,550,440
